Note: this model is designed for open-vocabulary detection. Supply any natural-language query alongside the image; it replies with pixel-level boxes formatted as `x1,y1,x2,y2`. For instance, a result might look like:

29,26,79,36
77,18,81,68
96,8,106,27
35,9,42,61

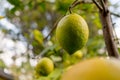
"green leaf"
7,0,24,11
0,59,5,68
36,77,49,80
7,0,21,6
48,68,63,80
40,45,57,56
36,69,63,80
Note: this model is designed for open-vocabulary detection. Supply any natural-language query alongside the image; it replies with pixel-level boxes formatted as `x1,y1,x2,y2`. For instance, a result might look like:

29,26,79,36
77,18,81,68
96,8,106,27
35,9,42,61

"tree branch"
100,0,107,13
0,69,14,80
93,0,120,58
69,0,78,13
44,16,63,41
111,12,120,17
69,0,93,13
92,0,103,11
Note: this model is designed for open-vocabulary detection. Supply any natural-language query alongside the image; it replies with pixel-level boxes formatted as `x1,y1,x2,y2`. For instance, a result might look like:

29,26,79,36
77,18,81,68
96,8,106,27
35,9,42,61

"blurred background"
0,0,120,80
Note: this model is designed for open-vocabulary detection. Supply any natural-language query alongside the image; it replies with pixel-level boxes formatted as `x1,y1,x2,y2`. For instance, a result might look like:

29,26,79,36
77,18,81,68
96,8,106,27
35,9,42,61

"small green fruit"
72,50,83,59
35,57,54,76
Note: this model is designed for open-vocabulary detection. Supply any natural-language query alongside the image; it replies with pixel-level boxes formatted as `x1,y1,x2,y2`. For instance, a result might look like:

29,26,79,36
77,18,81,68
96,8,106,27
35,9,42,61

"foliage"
0,59,5,69
0,0,119,80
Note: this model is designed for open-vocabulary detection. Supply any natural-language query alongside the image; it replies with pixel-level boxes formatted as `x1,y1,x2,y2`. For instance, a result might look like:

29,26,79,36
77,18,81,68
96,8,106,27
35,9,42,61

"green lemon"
70,50,83,64
56,13,89,54
35,57,54,76
72,50,83,59
61,57,120,80
32,29,44,55
33,29,44,44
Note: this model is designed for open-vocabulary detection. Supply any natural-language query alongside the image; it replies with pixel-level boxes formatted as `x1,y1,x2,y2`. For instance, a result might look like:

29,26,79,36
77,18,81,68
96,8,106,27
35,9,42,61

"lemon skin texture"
56,13,89,54
35,57,54,76
61,57,120,80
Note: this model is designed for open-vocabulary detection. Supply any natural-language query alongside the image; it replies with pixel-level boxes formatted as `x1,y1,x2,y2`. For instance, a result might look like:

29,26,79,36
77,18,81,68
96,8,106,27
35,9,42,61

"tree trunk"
98,0,120,58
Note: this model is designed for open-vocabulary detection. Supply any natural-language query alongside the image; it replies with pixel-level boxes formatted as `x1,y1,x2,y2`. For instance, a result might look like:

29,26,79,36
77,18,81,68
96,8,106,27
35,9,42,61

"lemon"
56,13,89,54
72,50,83,59
70,50,83,64
63,60,71,67
35,57,54,76
33,29,44,45
61,57,120,80
32,29,44,55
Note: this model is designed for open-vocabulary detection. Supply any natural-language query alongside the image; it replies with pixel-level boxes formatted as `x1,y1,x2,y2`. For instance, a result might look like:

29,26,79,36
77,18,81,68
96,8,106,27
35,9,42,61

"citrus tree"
0,0,120,80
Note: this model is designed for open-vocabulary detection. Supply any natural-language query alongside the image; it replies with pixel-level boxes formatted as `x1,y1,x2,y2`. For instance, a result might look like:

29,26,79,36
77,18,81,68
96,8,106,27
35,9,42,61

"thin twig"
73,1,84,7
44,16,63,41
72,0,78,4
100,0,106,11
92,0,103,11
111,12,120,17
100,0,108,15
110,12,120,46
112,23,120,45
71,1,84,8
69,0,93,14
70,0,78,8
69,7,72,14
69,0,83,14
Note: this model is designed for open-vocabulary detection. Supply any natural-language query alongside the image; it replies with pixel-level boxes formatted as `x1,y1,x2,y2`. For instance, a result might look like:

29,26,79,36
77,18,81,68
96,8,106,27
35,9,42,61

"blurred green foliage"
0,59,5,69
1,0,119,80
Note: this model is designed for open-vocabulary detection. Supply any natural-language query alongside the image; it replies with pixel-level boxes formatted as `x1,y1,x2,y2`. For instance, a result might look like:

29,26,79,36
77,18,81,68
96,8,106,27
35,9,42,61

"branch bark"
93,0,120,58
0,69,14,80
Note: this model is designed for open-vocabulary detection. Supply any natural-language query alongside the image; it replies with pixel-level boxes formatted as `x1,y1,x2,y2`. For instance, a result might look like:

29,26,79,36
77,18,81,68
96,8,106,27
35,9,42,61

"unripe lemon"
72,50,83,59
33,29,44,44
61,57,120,80
32,29,44,55
35,57,54,76
56,13,89,54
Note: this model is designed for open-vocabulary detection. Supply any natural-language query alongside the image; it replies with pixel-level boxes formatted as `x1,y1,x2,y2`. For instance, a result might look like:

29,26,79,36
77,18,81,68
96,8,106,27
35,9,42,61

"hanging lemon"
56,13,89,54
